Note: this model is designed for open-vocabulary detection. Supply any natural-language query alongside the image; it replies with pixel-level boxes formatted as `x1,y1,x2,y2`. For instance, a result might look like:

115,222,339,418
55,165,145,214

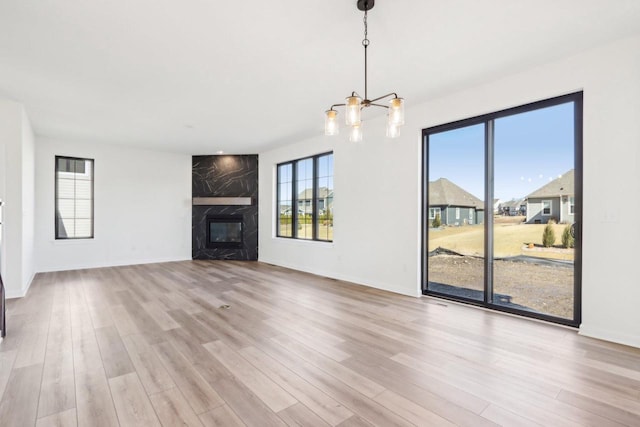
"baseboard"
579,324,640,349
5,271,35,299
258,257,421,298
37,256,192,274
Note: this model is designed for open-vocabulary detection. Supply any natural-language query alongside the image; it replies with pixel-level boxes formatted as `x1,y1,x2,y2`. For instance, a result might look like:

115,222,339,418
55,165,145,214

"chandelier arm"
368,103,389,109
330,103,346,109
368,92,399,103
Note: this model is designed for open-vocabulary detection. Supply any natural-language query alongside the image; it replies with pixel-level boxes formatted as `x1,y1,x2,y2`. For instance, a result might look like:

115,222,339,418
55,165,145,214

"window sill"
273,236,334,246
53,238,95,245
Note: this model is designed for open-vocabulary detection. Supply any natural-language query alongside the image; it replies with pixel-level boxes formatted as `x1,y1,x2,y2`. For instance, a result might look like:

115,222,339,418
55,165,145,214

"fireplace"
206,215,243,248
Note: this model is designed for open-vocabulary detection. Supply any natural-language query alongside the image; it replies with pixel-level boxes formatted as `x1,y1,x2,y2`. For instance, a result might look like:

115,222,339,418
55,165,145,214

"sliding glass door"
422,93,582,326
426,124,485,302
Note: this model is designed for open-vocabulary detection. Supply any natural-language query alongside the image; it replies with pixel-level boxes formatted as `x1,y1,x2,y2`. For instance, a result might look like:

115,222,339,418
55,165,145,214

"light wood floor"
1,261,639,427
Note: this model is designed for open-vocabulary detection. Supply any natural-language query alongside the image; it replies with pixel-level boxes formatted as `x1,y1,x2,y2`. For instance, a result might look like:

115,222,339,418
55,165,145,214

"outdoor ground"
427,216,575,319
428,254,574,318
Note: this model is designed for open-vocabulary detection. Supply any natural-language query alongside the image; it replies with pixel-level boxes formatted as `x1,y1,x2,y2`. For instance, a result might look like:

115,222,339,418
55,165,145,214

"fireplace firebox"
206,215,243,248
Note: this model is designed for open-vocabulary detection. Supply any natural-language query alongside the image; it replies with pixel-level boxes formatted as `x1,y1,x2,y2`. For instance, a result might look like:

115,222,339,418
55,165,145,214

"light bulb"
345,95,362,126
349,124,363,142
388,97,405,126
386,122,400,138
324,110,339,136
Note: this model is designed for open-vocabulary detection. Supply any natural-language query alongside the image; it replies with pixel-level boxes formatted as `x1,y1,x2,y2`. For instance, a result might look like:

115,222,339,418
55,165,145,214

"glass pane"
277,163,293,237
316,154,334,241
57,178,75,199
57,199,75,218
296,159,314,240
76,199,92,218
75,219,93,238
493,102,575,319
75,180,92,199
58,218,74,238
427,124,485,301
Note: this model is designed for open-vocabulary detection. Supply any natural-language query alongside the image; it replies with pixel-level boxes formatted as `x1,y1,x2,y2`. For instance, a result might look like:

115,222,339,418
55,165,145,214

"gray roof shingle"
429,178,484,209
526,169,574,198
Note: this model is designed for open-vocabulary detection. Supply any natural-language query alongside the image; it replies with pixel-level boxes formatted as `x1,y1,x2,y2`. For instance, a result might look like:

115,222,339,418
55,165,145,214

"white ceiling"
1,0,640,154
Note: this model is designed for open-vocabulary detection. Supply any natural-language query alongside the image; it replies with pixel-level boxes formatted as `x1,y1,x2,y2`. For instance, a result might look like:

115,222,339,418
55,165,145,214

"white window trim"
542,200,552,216
429,207,441,220
455,207,460,219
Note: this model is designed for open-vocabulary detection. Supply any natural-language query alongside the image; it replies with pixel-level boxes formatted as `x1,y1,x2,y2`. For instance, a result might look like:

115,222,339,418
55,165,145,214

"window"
468,209,474,224
55,156,94,239
277,152,333,241
429,207,441,219
423,91,582,327
569,196,575,215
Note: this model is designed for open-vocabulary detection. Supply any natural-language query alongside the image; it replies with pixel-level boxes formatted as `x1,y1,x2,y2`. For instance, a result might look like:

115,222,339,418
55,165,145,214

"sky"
428,102,575,201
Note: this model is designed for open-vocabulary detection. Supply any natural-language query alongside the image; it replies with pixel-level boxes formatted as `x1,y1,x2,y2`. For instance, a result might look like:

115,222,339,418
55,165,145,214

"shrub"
432,213,441,228
561,225,575,248
542,223,556,248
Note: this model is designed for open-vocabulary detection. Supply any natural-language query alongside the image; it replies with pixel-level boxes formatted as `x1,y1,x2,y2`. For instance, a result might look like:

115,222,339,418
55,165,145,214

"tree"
432,213,441,228
561,224,575,248
542,223,556,248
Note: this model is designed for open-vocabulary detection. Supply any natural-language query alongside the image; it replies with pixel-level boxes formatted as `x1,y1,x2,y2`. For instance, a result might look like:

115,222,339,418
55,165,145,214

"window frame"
55,155,95,240
421,91,583,328
276,152,333,242
542,200,552,216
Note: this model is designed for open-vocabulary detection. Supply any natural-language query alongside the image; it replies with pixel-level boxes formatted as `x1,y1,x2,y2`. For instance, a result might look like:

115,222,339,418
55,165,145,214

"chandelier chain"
362,10,369,47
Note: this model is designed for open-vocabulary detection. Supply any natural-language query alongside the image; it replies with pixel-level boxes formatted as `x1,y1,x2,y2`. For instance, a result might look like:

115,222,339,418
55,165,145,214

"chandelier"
324,0,405,141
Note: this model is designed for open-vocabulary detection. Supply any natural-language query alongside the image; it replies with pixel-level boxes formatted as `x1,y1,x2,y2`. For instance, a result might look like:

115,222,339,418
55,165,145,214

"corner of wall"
579,324,640,349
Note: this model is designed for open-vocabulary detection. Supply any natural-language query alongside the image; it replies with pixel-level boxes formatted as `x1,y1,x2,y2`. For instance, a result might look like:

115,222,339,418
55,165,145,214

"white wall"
21,111,35,291
35,138,192,272
259,34,640,348
259,126,421,297
0,98,36,298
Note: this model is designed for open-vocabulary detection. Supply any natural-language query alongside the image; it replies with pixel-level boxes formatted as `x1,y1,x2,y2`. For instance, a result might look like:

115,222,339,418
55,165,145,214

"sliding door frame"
421,92,583,327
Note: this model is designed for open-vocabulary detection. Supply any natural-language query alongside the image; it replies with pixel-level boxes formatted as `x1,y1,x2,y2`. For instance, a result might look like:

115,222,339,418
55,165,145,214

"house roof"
298,187,332,200
527,169,575,199
429,178,484,209
501,198,526,209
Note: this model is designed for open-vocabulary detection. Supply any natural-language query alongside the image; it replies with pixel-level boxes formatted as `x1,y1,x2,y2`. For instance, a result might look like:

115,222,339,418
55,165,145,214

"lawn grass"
278,222,333,241
428,219,574,261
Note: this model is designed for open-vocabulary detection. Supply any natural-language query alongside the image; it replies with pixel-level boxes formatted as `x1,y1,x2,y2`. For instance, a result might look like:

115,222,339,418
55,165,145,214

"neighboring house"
493,198,502,214
296,187,333,215
499,198,526,216
429,178,484,226
526,169,575,224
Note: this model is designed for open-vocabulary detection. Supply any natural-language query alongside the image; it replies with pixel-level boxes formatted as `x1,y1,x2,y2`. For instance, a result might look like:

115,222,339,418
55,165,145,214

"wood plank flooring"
1,260,640,426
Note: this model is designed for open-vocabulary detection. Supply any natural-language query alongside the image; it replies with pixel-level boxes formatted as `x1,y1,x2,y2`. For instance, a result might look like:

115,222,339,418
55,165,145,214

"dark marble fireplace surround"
192,155,258,260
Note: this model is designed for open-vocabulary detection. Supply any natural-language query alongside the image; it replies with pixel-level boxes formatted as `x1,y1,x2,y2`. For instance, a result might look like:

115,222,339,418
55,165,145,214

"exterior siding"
429,205,484,226
527,197,561,224
560,196,575,224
